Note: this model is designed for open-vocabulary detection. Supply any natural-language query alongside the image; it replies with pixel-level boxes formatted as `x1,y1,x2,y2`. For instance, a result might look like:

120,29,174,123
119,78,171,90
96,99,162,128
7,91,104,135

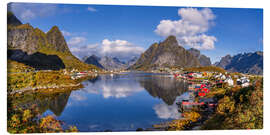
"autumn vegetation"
201,78,263,129
7,101,78,133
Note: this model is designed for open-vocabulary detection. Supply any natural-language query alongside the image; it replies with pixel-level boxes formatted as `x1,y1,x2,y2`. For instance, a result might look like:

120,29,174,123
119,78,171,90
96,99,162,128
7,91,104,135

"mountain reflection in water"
13,92,71,116
12,73,189,131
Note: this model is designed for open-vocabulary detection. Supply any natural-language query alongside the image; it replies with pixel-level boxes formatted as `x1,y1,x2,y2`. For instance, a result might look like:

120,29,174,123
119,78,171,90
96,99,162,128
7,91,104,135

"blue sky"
8,3,263,63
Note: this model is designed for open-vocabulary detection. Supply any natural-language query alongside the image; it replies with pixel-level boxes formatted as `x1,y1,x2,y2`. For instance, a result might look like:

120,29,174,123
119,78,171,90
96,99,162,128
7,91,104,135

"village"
172,69,252,108
151,67,262,130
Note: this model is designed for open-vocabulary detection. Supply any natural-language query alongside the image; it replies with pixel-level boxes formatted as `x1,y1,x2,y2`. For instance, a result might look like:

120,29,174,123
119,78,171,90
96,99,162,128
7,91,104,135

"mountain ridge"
215,51,263,75
84,55,138,70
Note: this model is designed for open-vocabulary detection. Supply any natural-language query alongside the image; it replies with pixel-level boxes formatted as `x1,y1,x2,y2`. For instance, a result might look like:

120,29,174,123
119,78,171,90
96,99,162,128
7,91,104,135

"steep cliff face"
188,48,212,66
130,36,200,70
8,24,40,54
46,26,70,53
7,12,98,70
215,52,263,75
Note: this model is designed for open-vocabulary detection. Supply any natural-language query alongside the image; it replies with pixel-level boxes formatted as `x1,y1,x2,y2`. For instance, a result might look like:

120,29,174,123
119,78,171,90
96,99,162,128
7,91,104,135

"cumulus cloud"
67,37,87,46
100,39,145,58
155,8,217,50
70,39,145,60
8,3,58,21
87,7,97,12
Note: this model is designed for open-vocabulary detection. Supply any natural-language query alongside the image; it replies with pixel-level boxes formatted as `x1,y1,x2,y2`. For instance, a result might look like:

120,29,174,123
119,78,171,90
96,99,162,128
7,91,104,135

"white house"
225,77,234,86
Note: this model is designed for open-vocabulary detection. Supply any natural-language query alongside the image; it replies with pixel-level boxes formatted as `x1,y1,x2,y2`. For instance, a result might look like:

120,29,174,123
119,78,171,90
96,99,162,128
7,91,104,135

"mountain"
84,55,128,70
7,11,22,26
84,55,104,69
215,51,263,75
127,56,138,67
215,55,232,69
7,12,98,71
130,36,200,70
139,76,188,105
188,48,211,66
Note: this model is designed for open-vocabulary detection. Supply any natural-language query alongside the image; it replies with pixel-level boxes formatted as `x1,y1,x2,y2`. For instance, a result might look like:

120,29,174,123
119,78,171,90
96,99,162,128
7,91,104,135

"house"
224,77,234,86
221,75,226,80
236,77,250,87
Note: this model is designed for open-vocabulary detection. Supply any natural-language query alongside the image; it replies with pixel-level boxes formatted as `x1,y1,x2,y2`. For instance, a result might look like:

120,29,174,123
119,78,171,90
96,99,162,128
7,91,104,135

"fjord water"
36,73,189,131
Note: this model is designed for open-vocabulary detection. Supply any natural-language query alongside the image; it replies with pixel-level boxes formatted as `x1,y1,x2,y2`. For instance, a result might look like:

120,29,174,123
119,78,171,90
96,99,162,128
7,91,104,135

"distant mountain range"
129,36,201,70
7,12,98,71
84,55,138,70
215,51,263,75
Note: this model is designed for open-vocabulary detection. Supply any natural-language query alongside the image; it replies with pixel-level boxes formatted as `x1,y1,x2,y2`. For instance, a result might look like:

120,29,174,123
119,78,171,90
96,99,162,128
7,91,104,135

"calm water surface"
21,72,191,131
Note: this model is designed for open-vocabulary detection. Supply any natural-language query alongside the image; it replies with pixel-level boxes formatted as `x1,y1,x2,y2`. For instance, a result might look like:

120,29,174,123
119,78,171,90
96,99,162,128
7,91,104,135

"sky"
8,3,263,63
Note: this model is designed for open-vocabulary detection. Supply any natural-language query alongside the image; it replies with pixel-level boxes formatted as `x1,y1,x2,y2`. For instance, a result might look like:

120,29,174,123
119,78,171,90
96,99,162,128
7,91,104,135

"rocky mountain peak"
188,48,211,66
188,48,201,58
84,55,104,69
130,36,200,70
7,11,22,26
224,54,232,59
215,55,232,69
46,26,70,53
161,35,178,47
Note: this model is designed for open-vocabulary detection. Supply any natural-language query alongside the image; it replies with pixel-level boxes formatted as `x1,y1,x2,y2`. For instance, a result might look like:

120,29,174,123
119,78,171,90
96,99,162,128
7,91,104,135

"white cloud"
61,30,72,36
67,37,87,46
70,39,145,60
155,8,217,50
87,7,97,12
8,3,58,21
20,9,35,20
100,39,144,58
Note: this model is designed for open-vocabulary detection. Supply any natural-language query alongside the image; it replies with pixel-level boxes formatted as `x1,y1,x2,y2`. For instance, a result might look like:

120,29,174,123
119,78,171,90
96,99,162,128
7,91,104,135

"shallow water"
17,72,191,131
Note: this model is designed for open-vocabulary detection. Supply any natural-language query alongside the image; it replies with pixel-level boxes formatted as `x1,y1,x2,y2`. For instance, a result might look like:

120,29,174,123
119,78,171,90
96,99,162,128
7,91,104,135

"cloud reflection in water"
72,75,144,100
